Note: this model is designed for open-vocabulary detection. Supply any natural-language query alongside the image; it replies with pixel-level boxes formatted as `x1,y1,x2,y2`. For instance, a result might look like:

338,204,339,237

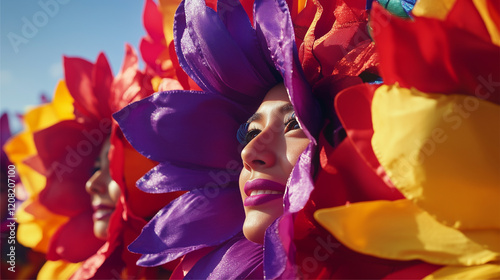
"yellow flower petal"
37,260,81,280
16,197,68,253
371,85,500,231
314,200,499,266
159,0,182,48
423,263,500,279
4,80,74,254
23,81,74,132
17,222,44,252
3,132,36,165
412,0,456,20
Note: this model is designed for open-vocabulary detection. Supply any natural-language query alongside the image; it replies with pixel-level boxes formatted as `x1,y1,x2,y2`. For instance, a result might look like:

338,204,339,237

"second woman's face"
85,138,121,240
239,83,310,244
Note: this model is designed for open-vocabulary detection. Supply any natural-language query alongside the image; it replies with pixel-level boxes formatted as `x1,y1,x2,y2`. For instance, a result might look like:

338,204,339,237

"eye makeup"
236,111,300,146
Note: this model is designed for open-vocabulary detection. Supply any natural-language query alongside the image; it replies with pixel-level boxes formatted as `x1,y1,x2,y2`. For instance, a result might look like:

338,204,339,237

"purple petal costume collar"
115,0,323,278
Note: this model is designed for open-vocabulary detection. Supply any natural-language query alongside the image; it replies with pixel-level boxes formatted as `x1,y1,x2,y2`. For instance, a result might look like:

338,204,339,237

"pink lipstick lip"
244,193,283,207
92,204,115,221
92,204,115,212
93,210,113,221
244,179,286,197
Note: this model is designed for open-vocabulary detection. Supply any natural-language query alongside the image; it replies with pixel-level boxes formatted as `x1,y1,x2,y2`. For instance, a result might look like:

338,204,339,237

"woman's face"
239,83,310,244
85,138,121,240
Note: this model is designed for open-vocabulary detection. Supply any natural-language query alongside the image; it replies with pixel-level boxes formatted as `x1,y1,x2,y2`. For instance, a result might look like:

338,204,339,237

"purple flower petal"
254,0,322,143
186,233,263,279
175,0,279,105
137,161,240,194
286,143,316,213
129,186,244,266
114,90,249,167
216,0,280,89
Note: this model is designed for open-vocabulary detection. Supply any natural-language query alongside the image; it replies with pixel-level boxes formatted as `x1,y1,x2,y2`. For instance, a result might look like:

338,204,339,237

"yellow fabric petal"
37,260,81,280
151,76,163,92
412,0,456,19
159,0,182,47
3,80,74,254
16,198,68,253
17,163,45,196
371,85,500,231
3,132,36,165
314,200,499,266
423,263,500,279
23,80,74,132
17,222,45,252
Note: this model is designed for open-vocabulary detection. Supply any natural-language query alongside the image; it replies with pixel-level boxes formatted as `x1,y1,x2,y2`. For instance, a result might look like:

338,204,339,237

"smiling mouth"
244,179,286,207
92,204,115,221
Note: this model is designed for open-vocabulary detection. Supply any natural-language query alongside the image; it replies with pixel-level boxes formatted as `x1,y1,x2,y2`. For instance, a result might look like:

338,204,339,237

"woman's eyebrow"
247,103,295,124
247,113,261,123
280,103,294,114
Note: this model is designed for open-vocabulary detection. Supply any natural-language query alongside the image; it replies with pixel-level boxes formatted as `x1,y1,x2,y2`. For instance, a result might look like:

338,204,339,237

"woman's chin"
242,206,283,244
93,220,109,241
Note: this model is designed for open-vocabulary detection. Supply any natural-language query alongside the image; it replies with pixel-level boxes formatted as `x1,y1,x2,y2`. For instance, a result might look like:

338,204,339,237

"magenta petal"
137,161,240,194
129,186,244,266
185,233,263,279
114,90,249,166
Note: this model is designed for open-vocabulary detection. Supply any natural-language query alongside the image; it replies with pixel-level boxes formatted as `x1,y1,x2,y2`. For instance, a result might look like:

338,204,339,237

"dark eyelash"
237,123,250,145
91,157,101,174
285,112,296,125
284,112,300,132
236,112,299,146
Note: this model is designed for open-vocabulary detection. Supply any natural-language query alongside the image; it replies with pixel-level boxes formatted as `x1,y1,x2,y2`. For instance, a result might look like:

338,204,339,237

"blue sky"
1,0,148,132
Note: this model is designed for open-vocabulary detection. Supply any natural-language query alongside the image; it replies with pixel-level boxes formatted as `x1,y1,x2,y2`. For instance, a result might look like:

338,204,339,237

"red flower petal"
371,2,500,105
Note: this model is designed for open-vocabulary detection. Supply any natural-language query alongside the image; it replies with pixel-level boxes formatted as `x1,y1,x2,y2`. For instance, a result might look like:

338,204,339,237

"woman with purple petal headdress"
116,0,315,278
115,0,431,278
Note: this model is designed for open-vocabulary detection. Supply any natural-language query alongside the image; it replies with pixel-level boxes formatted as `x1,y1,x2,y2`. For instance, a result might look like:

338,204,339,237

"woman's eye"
91,158,101,175
284,118,300,133
237,123,261,146
244,129,261,144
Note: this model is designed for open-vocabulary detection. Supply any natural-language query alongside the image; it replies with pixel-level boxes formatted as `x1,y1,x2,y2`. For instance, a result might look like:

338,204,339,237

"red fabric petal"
446,0,491,42
371,2,500,105
63,56,100,121
140,37,168,74
111,44,152,112
296,0,375,85
143,0,165,42
34,121,101,216
46,212,104,262
335,83,395,187
92,53,114,118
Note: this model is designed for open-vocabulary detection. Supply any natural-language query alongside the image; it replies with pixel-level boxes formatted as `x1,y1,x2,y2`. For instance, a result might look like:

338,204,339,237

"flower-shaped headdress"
116,0,379,278
116,0,324,278
6,44,179,279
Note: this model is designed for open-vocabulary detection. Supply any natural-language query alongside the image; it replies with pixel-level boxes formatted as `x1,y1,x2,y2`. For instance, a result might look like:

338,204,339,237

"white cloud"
0,69,13,85
49,62,63,79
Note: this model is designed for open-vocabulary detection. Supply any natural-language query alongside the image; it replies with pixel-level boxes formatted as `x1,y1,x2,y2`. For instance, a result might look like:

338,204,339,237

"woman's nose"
241,128,277,171
85,170,107,195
